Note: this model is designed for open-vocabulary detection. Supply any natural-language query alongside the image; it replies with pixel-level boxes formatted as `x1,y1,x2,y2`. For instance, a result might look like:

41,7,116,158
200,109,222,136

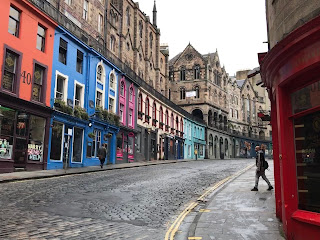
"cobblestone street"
0,159,252,239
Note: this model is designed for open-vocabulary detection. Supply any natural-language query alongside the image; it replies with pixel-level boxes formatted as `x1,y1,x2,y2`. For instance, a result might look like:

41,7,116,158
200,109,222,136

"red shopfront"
260,16,320,240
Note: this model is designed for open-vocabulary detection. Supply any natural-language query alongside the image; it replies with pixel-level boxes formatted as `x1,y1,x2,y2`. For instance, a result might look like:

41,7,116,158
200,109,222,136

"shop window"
91,130,101,158
32,64,45,102
8,6,20,37
50,121,64,161
294,112,320,213
59,38,67,65
28,115,46,161
188,145,191,156
3,49,19,93
116,133,123,156
72,127,83,162
136,133,141,153
128,135,134,154
199,145,204,156
76,50,83,74
0,106,15,159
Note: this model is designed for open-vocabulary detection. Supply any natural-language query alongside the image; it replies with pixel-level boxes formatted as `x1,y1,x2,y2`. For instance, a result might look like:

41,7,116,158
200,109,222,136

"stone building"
169,44,272,159
46,0,167,92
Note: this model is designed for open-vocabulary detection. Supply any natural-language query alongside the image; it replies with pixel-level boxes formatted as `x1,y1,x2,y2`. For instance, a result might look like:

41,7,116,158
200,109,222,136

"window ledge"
292,210,320,227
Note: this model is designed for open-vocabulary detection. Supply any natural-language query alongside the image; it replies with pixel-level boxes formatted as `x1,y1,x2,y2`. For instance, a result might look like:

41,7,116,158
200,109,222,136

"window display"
294,111,320,213
72,127,83,163
50,121,63,161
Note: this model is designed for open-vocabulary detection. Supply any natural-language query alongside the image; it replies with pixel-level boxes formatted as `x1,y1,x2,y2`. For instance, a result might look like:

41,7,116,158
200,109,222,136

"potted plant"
88,132,95,139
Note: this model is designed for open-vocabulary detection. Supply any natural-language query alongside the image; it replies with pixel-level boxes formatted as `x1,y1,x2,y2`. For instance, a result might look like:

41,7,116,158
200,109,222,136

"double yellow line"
164,163,254,240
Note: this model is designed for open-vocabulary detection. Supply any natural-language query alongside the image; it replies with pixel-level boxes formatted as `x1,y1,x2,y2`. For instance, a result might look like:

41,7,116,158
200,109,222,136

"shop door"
14,112,29,168
63,127,72,169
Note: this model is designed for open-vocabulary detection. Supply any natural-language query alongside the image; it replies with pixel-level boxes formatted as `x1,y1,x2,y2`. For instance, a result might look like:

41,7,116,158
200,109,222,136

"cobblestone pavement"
0,159,252,240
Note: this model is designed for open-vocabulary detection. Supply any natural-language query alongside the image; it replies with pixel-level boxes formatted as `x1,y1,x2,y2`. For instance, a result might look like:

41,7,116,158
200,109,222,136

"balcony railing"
28,0,206,126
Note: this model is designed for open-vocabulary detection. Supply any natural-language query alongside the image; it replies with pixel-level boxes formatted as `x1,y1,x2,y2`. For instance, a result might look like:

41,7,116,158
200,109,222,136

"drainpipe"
85,51,90,111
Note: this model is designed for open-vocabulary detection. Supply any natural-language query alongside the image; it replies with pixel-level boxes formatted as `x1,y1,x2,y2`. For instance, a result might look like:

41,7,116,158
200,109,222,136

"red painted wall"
0,0,56,105
260,15,320,240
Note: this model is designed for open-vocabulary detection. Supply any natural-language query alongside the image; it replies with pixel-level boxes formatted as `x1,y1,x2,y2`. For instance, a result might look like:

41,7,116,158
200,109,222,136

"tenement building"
169,44,271,159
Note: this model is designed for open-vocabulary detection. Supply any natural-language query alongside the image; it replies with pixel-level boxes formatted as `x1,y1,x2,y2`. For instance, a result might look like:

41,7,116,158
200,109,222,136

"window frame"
83,0,89,20
36,24,46,52
74,80,85,108
8,5,20,37
76,50,84,74
58,38,68,65
55,71,68,102
95,89,104,108
108,96,115,113
1,46,22,95
31,60,47,103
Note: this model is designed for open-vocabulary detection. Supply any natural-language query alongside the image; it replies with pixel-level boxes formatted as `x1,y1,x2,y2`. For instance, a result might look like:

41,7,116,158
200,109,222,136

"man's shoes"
100,164,103,169
251,187,258,191
267,186,274,191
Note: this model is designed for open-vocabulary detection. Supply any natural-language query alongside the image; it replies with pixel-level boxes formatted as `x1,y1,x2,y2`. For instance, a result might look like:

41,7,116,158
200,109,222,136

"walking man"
251,145,273,191
98,143,107,168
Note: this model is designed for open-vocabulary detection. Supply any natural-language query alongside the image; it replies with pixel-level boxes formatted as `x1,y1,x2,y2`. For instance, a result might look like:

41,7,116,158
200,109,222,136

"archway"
209,134,213,156
214,112,218,128
225,138,229,158
192,109,203,120
208,110,213,127
219,137,224,159
214,136,218,159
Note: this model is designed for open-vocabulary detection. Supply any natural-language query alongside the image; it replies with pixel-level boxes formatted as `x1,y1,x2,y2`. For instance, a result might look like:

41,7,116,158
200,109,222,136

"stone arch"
209,134,213,156
208,110,213,127
192,108,203,120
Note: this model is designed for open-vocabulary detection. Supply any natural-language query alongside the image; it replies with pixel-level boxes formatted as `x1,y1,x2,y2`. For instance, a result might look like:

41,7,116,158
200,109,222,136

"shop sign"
0,139,12,159
291,80,320,114
28,144,43,161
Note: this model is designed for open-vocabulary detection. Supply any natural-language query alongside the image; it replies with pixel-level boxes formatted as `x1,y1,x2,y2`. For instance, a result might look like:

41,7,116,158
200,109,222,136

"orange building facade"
0,0,57,172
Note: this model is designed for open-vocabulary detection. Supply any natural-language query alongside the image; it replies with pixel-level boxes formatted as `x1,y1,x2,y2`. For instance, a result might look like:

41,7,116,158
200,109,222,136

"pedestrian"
97,143,107,168
251,145,273,191
194,148,198,160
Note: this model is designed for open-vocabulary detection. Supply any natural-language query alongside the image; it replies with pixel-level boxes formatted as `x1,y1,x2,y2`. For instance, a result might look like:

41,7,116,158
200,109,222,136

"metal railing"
28,0,206,126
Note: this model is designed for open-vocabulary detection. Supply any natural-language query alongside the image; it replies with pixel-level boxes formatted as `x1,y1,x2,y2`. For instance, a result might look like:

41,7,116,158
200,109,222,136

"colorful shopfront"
260,15,320,239
0,94,51,172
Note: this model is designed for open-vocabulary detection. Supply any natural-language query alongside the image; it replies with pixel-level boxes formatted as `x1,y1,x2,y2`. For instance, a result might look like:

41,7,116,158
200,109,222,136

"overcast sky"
136,0,268,76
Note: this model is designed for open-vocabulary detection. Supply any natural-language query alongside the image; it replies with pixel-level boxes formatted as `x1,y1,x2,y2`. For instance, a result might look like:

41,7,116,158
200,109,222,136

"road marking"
164,163,255,240
199,209,210,213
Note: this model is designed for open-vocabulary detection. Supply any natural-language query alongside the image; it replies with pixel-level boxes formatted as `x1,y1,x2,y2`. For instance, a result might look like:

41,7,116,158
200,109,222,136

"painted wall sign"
28,143,43,161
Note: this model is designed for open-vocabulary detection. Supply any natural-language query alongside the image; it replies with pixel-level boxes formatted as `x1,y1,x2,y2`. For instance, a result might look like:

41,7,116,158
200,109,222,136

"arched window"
176,116,179,131
166,110,169,126
145,97,149,117
97,65,102,82
171,113,174,128
126,7,130,26
180,88,186,100
120,81,125,96
180,67,186,81
152,102,156,120
129,87,133,102
139,20,143,38
180,118,184,132
109,73,115,89
149,32,153,49
194,86,200,99
194,65,200,79
138,93,143,112
110,35,116,51
160,107,163,123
